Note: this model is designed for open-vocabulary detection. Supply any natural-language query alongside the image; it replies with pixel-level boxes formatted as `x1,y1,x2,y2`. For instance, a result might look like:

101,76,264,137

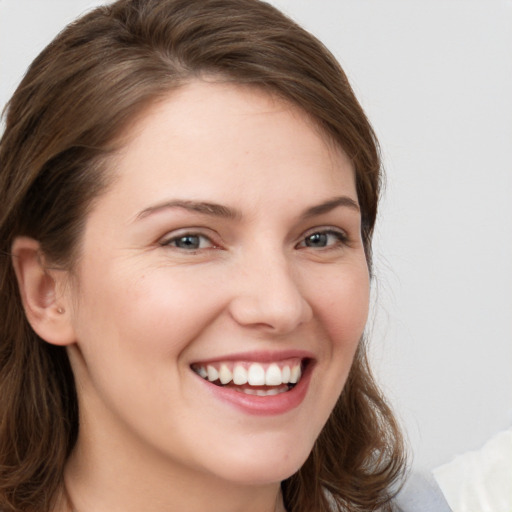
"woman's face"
64,81,370,486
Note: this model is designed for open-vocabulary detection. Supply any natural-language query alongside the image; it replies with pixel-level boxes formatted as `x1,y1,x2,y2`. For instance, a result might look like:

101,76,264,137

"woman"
0,1,405,511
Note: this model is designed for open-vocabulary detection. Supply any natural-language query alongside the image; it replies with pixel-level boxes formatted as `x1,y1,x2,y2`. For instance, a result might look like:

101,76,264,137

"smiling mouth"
191,358,308,396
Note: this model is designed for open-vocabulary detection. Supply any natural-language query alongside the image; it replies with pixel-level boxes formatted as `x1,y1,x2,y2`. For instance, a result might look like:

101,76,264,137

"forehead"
101,80,356,216
122,79,341,151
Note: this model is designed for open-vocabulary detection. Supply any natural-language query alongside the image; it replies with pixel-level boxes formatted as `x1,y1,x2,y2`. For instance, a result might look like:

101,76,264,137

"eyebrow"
135,195,359,221
136,200,240,220
300,196,360,218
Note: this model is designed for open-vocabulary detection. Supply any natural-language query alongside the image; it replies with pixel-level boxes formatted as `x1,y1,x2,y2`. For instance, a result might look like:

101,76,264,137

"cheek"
308,262,370,352
73,263,227,361
68,265,225,423
123,269,230,346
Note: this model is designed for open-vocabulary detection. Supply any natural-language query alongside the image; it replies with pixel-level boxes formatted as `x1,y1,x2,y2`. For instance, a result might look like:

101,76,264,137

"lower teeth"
234,385,290,396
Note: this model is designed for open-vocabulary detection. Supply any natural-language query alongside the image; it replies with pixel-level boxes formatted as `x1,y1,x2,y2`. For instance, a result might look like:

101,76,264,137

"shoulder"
322,473,452,512
393,471,452,512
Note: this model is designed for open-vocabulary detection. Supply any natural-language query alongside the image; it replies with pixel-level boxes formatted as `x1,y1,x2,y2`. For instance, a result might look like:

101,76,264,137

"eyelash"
161,228,348,253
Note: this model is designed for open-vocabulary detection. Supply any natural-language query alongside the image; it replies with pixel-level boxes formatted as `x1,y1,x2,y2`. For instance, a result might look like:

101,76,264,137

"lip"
191,352,315,416
190,349,314,365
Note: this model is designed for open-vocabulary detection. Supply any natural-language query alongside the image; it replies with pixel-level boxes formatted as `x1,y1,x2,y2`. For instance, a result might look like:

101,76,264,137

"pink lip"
191,349,314,365
192,356,315,416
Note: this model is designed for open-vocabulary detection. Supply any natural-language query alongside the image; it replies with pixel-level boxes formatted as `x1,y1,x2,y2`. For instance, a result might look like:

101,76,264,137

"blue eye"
305,232,328,247
165,234,213,250
300,230,347,249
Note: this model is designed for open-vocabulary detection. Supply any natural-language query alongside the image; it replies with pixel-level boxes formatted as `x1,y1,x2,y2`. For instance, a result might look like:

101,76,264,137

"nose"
228,251,313,334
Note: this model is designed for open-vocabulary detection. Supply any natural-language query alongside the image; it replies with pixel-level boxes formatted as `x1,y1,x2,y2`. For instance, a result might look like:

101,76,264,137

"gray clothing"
394,471,452,512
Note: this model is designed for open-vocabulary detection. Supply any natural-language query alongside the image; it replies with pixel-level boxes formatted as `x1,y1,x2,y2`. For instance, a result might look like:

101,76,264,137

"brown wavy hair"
0,1,406,511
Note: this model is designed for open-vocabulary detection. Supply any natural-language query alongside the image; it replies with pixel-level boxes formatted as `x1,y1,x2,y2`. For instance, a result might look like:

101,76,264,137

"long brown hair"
0,1,405,510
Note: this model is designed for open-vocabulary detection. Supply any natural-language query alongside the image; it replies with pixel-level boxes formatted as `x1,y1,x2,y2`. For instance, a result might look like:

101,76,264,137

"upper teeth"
193,360,303,387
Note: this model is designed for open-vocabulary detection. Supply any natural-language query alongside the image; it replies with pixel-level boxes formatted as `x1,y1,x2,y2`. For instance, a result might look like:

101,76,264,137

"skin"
13,81,370,512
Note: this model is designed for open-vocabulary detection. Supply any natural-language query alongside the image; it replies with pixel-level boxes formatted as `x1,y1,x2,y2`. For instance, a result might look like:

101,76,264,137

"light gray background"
1,0,511,473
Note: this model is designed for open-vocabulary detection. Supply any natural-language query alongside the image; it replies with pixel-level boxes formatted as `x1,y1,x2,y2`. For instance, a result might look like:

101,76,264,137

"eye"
163,233,215,251
297,229,348,249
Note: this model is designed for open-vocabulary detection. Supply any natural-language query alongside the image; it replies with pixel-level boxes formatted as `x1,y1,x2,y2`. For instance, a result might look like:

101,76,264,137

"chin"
203,435,314,486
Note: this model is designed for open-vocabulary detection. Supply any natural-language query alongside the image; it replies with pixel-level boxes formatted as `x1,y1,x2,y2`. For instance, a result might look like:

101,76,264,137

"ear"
11,236,76,346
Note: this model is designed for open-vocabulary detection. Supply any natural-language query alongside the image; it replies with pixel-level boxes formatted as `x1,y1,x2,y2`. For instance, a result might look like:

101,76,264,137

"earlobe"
11,236,76,346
